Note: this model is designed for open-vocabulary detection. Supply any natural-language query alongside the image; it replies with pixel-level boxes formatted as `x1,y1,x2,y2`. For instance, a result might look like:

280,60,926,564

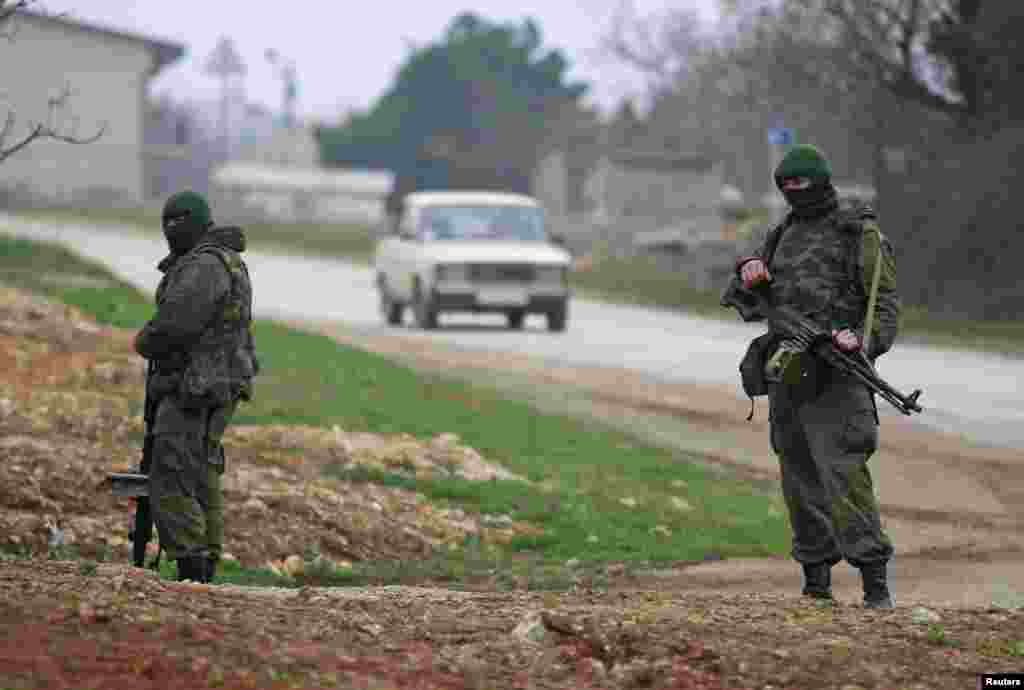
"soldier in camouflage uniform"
732,145,899,608
134,191,258,583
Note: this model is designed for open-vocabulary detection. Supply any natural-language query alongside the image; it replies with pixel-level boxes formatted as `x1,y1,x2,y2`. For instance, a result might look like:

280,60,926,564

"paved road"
4,213,1022,448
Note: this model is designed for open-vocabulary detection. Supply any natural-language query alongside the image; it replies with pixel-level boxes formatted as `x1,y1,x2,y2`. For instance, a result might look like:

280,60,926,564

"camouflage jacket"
134,226,258,409
745,201,901,360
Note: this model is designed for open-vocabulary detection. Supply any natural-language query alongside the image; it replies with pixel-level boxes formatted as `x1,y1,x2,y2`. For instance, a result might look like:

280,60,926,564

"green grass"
0,233,154,328
1,231,790,582
236,318,789,564
571,250,1024,355
10,205,379,262
571,252,726,318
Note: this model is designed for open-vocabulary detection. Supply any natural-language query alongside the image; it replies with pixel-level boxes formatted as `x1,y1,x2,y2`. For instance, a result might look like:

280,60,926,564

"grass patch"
571,252,725,318
0,231,790,573
152,542,597,591
10,206,378,263
239,320,790,563
0,233,153,328
897,305,1024,356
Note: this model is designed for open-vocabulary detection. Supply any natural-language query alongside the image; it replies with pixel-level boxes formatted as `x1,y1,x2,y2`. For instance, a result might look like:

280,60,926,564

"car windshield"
419,205,547,242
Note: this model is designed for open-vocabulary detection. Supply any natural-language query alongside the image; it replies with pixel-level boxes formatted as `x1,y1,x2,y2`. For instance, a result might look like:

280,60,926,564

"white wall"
0,15,155,204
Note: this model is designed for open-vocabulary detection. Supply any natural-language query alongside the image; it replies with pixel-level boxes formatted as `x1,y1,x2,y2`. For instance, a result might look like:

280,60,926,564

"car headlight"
535,266,567,284
436,264,468,282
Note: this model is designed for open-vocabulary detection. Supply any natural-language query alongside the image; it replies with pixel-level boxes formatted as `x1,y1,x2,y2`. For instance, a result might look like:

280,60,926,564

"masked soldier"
134,191,258,583
731,145,900,608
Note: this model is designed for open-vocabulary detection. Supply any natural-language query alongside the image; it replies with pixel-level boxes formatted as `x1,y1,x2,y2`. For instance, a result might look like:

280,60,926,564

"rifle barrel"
731,284,923,416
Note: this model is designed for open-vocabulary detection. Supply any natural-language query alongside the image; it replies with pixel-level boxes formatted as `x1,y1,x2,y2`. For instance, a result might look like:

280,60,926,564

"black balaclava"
773,144,838,218
162,190,213,255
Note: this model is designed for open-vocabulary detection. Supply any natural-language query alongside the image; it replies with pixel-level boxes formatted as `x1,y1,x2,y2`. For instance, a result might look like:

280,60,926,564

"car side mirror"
550,233,566,247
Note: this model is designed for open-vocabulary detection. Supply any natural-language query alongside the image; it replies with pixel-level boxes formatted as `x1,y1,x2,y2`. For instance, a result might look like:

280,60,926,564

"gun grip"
908,389,923,410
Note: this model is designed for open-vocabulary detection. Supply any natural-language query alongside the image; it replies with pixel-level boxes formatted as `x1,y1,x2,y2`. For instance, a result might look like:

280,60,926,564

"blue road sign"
768,127,794,145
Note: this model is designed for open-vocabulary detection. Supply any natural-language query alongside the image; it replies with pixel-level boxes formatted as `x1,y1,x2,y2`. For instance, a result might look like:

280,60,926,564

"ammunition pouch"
147,371,183,399
147,365,231,410
739,333,776,398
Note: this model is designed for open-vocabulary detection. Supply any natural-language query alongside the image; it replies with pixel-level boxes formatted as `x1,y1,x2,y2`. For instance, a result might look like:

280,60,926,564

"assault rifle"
721,280,923,416
106,359,161,570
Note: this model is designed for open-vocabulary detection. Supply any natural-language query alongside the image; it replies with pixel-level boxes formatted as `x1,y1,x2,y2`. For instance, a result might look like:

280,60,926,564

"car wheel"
546,301,568,333
506,309,526,330
378,278,404,326
412,280,439,330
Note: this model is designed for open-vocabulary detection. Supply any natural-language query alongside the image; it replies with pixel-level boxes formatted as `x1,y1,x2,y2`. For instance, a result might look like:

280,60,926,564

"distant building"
211,162,394,225
233,120,318,168
144,98,219,200
533,146,724,224
0,9,184,206
583,150,724,225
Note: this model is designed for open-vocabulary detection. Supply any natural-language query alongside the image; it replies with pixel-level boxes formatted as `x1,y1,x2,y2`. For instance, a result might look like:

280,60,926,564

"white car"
374,190,572,331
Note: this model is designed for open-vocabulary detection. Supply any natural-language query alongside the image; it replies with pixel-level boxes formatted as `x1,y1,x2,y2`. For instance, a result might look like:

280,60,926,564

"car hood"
417,241,572,265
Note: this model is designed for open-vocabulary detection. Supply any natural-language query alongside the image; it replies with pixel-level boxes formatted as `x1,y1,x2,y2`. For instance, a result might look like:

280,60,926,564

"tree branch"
817,0,966,118
600,0,706,86
0,0,30,41
0,84,108,163
0,0,29,23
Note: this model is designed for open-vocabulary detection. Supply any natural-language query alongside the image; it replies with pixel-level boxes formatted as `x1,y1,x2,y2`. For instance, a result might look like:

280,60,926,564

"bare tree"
786,0,1024,131
0,0,106,164
601,0,709,90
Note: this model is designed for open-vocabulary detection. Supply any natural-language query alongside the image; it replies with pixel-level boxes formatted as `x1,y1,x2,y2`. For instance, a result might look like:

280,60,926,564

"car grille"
469,263,536,282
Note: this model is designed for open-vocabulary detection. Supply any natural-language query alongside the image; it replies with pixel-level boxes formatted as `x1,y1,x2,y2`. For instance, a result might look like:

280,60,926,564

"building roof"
405,190,540,208
212,162,395,195
16,8,185,73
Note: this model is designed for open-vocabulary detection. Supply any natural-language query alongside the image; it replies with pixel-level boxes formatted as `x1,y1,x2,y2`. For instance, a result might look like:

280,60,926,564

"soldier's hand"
831,328,862,352
740,259,771,288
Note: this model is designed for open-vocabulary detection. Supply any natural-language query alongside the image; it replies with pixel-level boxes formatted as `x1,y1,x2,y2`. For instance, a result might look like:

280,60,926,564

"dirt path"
2,559,1021,690
294,319,1024,610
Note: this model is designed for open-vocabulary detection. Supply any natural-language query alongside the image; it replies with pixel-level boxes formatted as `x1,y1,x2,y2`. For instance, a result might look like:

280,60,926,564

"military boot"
860,562,894,609
177,556,209,583
205,557,219,584
801,562,833,600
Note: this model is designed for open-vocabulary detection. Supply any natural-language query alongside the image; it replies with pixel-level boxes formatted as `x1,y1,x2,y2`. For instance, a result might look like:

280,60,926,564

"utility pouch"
148,371,183,398
180,350,234,409
739,333,776,399
764,341,806,386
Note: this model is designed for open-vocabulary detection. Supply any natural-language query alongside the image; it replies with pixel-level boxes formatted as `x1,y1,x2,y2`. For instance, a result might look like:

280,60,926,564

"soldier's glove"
739,258,771,289
831,328,861,353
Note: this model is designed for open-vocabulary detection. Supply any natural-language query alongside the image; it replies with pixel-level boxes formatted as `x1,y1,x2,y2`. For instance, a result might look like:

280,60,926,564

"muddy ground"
1,283,1023,689
3,558,1023,690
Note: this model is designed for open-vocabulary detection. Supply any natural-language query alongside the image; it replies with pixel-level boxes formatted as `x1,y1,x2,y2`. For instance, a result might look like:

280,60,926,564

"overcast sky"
48,0,719,123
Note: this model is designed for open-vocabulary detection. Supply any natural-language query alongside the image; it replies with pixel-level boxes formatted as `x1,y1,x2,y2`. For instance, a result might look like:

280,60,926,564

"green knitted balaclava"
162,190,213,255
773,144,836,216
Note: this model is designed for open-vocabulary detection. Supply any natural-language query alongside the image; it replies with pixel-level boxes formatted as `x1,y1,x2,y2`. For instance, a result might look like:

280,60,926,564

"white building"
0,9,184,206
211,162,394,225
234,117,318,168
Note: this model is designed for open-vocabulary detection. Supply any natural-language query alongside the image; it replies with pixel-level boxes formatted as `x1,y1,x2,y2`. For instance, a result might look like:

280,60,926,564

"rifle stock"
127,360,158,569
722,280,923,416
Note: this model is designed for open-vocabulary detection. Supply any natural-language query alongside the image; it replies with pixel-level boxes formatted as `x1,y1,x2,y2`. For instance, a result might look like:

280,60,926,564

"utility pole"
266,49,298,130
203,36,246,162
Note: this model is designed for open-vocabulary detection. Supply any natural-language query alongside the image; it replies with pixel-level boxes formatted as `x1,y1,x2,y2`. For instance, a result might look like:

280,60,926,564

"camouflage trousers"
149,396,237,562
769,371,894,568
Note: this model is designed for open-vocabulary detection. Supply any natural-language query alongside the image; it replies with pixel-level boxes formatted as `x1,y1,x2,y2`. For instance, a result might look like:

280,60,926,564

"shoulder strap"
833,203,882,297
193,244,235,285
192,244,247,320
762,213,794,268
